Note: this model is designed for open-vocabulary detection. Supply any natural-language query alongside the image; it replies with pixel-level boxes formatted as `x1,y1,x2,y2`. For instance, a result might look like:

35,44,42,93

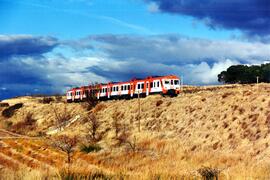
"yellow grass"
1,84,270,179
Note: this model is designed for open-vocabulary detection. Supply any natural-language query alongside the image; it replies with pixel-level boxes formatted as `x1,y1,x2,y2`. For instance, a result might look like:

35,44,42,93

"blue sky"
0,0,270,99
0,0,239,39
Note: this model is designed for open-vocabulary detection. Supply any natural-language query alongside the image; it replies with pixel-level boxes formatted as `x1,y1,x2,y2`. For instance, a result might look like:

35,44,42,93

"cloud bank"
0,35,58,59
0,34,269,100
146,0,270,40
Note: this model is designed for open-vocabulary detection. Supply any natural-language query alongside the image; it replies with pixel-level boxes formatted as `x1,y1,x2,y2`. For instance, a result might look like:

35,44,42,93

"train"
66,75,181,102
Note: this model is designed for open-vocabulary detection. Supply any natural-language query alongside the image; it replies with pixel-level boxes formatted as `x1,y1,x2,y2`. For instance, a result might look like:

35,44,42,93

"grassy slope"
1,84,270,179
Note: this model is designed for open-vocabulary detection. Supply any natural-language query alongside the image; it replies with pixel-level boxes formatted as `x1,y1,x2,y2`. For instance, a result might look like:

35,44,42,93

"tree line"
218,63,270,84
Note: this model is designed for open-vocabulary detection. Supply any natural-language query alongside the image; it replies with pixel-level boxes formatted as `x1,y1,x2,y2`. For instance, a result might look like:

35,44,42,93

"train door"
146,81,149,96
130,82,134,97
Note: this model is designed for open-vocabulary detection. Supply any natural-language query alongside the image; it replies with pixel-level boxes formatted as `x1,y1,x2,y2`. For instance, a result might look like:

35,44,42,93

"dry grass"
1,84,270,179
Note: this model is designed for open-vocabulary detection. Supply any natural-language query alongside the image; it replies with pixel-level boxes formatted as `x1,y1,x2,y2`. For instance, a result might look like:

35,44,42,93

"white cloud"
88,35,270,64
1,34,270,99
183,59,239,84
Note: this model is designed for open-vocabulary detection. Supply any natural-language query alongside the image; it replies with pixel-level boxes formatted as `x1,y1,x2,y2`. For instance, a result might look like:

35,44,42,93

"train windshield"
174,80,180,85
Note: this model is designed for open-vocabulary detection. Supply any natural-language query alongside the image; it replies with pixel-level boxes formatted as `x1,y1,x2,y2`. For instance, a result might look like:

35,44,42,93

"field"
1,84,270,179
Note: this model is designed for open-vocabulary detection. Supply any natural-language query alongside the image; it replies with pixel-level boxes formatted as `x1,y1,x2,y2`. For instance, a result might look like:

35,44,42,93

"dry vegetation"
0,84,270,179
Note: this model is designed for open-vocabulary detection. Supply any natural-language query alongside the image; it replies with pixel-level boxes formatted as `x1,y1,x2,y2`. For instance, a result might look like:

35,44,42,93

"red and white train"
66,75,181,102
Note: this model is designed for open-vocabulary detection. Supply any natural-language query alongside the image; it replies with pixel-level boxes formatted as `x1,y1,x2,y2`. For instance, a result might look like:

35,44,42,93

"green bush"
80,144,102,153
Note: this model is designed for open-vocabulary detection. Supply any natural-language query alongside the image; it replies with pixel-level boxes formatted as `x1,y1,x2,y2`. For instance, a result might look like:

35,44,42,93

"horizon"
0,0,270,100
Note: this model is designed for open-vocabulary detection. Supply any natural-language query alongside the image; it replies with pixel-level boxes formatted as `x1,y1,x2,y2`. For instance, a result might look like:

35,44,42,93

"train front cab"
161,78,180,97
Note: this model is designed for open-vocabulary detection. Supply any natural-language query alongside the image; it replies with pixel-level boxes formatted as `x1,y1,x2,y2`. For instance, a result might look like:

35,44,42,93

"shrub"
112,111,123,137
80,144,102,153
59,171,111,180
53,106,71,129
222,92,233,99
197,166,220,180
11,112,37,134
40,97,54,104
55,95,63,102
0,103,9,107
83,90,99,111
85,113,103,143
2,103,23,118
238,107,245,115
52,135,78,164
156,100,163,107
223,122,229,129
94,103,107,113
3,121,13,129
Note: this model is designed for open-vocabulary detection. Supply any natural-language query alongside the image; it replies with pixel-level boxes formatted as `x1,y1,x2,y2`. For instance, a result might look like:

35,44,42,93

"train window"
124,85,126,90
128,85,130,90
150,82,153,88
157,81,160,87
117,87,119,91
174,80,179,85
171,80,173,85
165,80,169,84
142,83,144,89
137,84,141,89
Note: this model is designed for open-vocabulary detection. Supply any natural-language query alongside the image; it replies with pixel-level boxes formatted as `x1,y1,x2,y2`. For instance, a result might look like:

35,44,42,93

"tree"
83,83,100,111
52,135,78,178
217,71,227,83
53,105,71,130
217,63,270,84
261,63,270,82
112,111,123,137
85,113,103,143
53,135,78,165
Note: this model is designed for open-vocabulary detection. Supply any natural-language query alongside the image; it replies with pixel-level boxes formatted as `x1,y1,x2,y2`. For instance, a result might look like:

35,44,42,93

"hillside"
1,84,270,179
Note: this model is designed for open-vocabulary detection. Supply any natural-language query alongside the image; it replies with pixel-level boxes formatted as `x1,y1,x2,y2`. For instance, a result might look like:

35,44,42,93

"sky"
0,0,270,99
